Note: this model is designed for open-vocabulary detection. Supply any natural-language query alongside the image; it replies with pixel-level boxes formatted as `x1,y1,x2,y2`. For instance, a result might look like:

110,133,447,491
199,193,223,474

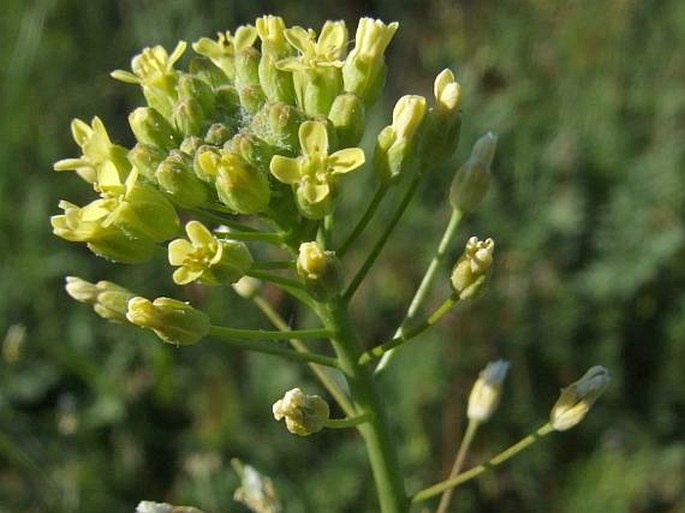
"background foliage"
1,0,684,512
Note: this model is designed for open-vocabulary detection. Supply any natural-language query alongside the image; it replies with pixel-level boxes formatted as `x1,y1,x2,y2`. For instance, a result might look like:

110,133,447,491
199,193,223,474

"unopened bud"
467,360,510,422
204,123,233,146
296,241,342,301
550,366,610,431
188,56,230,88
250,102,304,154
272,387,330,436
128,143,167,181
126,296,210,346
342,18,399,106
328,93,366,148
65,276,136,323
449,132,497,212
156,152,210,208
129,107,180,151
450,236,495,299
176,74,216,117
173,98,207,137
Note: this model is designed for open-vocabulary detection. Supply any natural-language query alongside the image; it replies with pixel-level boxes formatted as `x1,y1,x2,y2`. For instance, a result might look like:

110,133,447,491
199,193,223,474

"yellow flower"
276,21,348,71
127,296,210,346
270,121,365,218
192,26,257,79
168,221,253,286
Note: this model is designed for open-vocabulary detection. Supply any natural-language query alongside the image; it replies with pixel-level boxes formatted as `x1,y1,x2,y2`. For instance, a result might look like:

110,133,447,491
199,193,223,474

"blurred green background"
1,0,684,512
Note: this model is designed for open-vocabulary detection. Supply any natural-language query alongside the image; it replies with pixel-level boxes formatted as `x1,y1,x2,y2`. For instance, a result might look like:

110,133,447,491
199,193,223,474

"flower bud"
126,296,210,346
65,276,136,323
239,84,267,115
296,241,342,301
256,16,296,104
449,132,497,213
197,150,270,214
225,133,277,175
204,123,233,146
272,387,330,436
214,85,241,118
342,18,399,106
188,56,230,88
425,69,463,160
155,151,210,208
128,107,180,151
179,136,204,155
450,236,495,299
232,276,262,299
250,102,304,154
113,171,180,242
176,73,216,117
550,366,610,431
328,93,366,148
168,220,253,285
374,95,427,184
128,143,167,181
172,98,207,137
467,360,510,422
297,68,343,118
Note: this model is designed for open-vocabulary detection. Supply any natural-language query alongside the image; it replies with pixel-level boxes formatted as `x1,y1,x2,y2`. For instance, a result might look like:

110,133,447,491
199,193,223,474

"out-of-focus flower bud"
214,85,241,118
129,107,180,151
328,93,366,148
231,459,282,513
177,73,216,117
127,296,210,346
467,360,510,422
425,69,463,160
232,276,262,299
342,18,399,106
449,132,497,213
179,136,203,155
65,276,137,323
128,143,167,181
168,220,253,286
188,56,230,88
550,366,610,431
173,98,208,137
204,123,233,146
296,241,342,300
450,236,495,299
374,95,427,184
155,151,210,208
272,387,330,436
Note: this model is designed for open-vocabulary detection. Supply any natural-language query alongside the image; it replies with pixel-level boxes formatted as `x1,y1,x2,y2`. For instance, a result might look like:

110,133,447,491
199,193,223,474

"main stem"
315,297,409,513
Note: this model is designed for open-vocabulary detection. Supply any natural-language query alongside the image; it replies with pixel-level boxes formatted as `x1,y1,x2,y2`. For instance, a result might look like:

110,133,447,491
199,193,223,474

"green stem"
215,231,284,244
338,184,389,256
343,175,422,302
186,207,257,232
358,293,459,365
375,209,463,373
208,325,329,341
323,412,373,429
436,419,480,513
252,296,356,417
412,423,555,504
245,270,303,291
208,326,339,368
250,261,295,271
315,298,409,513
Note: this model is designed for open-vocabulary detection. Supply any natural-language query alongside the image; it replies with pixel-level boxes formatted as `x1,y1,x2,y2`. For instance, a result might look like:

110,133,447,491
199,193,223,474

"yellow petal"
299,121,328,156
284,26,314,55
172,266,201,285
300,181,330,204
317,21,348,60
167,239,194,265
270,155,302,184
185,220,215,246
328,148,365,175
234,25,258,51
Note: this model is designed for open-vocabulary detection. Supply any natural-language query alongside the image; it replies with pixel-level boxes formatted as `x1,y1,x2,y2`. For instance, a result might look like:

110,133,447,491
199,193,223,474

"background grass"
1,0,684,512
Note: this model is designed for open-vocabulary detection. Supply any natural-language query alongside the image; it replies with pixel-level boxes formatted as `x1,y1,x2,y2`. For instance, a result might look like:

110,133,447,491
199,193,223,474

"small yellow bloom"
272,387,330,436
168,221,253,286
192,26,257,79
270,121,365,218
277,21,348,71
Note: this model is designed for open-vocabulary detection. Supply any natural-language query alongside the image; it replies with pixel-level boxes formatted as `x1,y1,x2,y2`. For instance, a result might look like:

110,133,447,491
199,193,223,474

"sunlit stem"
323,412,373,429
411,423,555,504
338,184,390,256
208,326,339,368
186,207,257,232
436,419,480,513
358,293,459,365
319,213,334,249
251,295,356,417
375,209,463,374
343,175,422,302
249,261,295,271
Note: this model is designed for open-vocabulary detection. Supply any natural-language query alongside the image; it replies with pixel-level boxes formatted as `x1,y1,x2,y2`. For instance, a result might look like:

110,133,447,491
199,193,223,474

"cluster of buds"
272,387,330,436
